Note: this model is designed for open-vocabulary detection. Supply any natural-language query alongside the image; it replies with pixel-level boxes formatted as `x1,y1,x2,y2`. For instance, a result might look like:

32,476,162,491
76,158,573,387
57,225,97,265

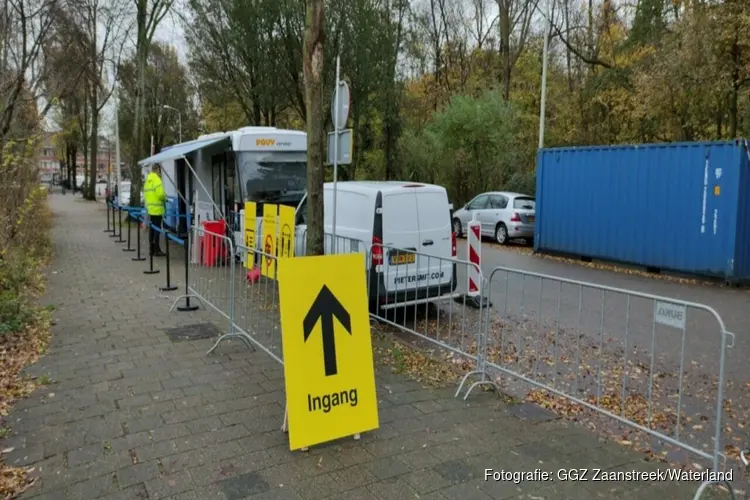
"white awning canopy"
137,135,231,167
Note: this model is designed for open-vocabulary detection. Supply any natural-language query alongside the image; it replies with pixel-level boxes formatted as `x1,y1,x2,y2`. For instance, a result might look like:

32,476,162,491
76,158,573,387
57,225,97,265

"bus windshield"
236,151,307,205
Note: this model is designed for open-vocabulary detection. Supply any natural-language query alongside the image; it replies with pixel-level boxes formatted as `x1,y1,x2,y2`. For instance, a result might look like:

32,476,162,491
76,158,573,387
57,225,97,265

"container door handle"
422,239,433,246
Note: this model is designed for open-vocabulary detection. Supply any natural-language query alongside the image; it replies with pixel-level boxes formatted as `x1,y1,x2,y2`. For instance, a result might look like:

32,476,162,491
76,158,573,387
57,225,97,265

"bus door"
211,154,226,220
176,158,188,235
225,153,237,219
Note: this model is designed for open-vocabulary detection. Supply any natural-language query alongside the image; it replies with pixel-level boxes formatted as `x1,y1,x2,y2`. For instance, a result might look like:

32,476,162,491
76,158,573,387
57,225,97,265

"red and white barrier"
467,218,481,297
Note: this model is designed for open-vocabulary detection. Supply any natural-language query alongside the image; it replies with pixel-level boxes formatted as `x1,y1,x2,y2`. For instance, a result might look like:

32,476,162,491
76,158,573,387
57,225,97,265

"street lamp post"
538,0,551,150
161,105,182,143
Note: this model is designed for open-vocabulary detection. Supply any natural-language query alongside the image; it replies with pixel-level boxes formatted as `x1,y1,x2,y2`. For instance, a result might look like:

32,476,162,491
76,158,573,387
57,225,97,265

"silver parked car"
452,191,536,245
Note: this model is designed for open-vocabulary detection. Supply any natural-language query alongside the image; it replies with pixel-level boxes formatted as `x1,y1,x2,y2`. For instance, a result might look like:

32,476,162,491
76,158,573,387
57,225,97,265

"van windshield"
236,151,307,206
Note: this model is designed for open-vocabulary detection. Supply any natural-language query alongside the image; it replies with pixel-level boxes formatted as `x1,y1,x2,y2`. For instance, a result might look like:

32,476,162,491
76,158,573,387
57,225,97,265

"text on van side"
393,271,445,285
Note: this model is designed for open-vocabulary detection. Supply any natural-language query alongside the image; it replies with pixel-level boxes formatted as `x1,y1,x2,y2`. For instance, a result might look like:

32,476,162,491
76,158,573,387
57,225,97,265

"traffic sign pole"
330,57,350,244
332,55,340,243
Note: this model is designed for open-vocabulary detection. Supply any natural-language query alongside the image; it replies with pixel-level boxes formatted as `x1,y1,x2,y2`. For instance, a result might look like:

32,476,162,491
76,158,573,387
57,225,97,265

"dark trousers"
149,215,163,253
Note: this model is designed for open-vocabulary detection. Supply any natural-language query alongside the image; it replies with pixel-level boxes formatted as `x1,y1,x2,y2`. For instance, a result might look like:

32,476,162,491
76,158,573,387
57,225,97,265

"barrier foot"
455,370,497,400
455,294,492,310
123,247,135,252
463,378,500,401
206,331,255,356
693,479,735,500
159,285,178,292
132,256,147,261
143,269,160,275
171,294,201,312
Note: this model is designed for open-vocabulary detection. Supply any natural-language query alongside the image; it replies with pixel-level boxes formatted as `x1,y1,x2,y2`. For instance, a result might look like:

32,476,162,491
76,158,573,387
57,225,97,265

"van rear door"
381,187,421,294
415,186,454,290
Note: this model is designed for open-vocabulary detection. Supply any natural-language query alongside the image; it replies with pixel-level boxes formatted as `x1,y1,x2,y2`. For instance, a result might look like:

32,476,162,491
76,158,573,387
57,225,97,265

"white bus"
151,127,307,240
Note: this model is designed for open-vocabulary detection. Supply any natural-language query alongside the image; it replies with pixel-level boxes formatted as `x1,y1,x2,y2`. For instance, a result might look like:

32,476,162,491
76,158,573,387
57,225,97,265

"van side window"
469,195,489,210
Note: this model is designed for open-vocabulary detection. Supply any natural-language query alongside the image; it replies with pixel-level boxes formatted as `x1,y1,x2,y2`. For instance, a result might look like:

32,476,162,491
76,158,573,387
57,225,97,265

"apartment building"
38,132,114,180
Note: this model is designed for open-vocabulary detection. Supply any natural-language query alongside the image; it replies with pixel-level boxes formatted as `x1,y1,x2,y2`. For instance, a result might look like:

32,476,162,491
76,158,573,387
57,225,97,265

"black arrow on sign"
303,285,351,376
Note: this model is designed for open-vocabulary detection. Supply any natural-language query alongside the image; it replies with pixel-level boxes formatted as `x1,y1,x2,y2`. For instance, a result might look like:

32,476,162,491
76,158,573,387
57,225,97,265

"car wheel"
452,218,462,237
495,223,508,245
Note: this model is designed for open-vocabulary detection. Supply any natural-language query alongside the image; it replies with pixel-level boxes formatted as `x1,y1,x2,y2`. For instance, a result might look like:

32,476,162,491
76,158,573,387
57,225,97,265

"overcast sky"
154,11,189,64
95,12,188,137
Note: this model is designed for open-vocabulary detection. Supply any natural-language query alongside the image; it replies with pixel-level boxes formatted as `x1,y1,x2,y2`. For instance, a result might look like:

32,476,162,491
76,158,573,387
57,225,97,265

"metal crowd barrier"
178,232,487,387
142,211,739,498
295,227,369,256
212,242,283,360
459,266,737,499
207,231,368,358
364,243,487,381
170,225,236,341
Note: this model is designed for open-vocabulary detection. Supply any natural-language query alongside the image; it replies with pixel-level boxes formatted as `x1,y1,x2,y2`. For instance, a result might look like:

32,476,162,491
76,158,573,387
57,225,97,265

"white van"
294,181,458,308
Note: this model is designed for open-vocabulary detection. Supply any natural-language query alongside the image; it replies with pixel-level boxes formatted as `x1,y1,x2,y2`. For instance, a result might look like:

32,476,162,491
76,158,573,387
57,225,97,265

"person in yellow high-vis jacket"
144,164,167,256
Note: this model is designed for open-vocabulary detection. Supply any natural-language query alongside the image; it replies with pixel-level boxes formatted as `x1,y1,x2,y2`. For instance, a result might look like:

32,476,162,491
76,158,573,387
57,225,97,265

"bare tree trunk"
83,148,89,193
303,0,325,256
499,1,511,100
88,88,99,199
70,146,74,187
564,0,573,91
66,145,74,187
131,0,173,205
132,30,147,204
87,4,99,201
383,0,406,180
729,36,740,138
429,0,442,110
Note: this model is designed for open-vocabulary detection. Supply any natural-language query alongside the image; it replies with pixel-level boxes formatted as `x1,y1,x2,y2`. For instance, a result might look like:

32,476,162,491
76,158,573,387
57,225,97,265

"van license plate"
528,215,535,223
389,251,416,265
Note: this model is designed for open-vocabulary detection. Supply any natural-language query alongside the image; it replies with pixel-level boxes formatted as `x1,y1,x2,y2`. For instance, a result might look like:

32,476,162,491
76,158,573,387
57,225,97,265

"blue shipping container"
534,140,750,281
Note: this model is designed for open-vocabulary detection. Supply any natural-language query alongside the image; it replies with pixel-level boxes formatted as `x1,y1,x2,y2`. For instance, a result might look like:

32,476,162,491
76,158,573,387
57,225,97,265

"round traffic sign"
331,81,350,130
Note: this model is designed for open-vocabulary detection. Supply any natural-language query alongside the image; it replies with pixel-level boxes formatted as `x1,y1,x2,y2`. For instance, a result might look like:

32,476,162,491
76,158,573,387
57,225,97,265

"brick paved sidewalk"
2,195,729,500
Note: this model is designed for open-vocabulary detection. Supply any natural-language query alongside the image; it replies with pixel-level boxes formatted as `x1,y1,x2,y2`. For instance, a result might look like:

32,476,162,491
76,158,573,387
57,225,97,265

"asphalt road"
456,241,750,334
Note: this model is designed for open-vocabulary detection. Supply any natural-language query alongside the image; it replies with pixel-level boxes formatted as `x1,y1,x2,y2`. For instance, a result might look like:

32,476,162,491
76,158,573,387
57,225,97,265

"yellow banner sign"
244,202,257,268
278,204,295,259
261,204,278,278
